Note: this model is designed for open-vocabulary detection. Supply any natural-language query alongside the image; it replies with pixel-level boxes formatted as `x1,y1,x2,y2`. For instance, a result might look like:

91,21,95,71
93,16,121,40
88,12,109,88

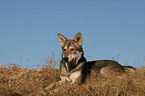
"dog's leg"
59,75,72,84
69,70,82,84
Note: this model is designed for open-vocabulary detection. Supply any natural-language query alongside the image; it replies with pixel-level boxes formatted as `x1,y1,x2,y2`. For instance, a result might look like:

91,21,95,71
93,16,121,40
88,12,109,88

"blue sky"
0,0,145,69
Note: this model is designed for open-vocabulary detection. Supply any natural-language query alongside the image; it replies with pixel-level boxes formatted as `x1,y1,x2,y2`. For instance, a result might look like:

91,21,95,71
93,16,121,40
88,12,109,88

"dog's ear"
73,32,83,46
58,33,67,46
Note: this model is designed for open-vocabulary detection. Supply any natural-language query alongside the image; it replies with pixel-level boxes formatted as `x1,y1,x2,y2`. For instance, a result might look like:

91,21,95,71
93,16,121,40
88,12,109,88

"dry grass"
0,62,145,96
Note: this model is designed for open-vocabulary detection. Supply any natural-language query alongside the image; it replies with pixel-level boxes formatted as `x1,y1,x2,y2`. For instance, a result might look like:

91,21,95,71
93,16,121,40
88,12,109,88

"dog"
57,32,136,85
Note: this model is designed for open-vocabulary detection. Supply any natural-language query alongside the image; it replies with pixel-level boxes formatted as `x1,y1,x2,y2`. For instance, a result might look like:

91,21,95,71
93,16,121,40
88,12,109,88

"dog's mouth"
62,56,75,63
63,57,76,64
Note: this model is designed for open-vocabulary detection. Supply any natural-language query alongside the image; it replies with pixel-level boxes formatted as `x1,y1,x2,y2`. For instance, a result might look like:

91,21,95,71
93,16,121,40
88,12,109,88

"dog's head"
58,32,84,64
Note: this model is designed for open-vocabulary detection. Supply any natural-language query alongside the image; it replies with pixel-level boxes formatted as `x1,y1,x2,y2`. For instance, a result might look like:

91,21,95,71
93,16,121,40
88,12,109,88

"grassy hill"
0,62,145,96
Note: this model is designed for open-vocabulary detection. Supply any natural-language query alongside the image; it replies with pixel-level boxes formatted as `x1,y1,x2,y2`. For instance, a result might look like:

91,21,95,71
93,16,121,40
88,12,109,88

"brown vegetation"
0,62,145,96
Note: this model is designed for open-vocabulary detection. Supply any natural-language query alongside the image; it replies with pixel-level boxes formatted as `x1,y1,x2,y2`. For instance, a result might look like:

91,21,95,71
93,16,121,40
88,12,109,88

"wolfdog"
57,32,136,85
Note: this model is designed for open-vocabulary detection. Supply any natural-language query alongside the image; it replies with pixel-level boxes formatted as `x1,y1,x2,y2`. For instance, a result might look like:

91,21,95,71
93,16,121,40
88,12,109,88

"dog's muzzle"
63,57,69,62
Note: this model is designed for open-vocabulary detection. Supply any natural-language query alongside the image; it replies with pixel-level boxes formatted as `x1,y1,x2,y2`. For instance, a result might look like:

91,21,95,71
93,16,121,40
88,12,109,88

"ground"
0,63,145,96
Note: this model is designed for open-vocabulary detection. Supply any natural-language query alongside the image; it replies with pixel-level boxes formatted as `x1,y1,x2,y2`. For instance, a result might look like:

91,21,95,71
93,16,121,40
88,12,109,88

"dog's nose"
63,57,68,62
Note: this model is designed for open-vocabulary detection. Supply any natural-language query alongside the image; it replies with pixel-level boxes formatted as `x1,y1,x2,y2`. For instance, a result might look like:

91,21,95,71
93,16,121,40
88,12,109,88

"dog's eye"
70,48,75,51
63,49,66,52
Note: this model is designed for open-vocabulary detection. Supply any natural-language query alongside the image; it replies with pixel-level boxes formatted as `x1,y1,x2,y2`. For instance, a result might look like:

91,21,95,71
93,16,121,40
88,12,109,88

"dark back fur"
81,60,125,83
